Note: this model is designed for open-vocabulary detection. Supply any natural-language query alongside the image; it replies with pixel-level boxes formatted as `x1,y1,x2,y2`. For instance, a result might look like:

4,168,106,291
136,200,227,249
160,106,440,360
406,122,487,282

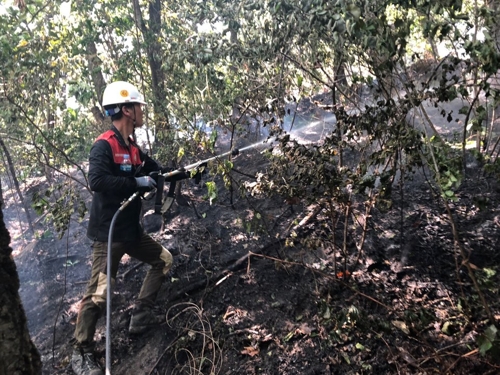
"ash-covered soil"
4,142,499,375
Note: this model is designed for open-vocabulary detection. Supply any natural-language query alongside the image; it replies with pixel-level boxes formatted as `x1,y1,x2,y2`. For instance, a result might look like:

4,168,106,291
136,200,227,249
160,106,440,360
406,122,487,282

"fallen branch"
444,348,478,374
46,255,80,263
340,280,392,310
147,335,182,375
419,340,475,367
167,205,323,302
166,202,391,312
167,239,285,302
118,262,145,280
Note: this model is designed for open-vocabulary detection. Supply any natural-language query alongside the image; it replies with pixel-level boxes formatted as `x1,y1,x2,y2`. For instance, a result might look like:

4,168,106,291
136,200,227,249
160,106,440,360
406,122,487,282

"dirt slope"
4,142,499,375
4,94,500,374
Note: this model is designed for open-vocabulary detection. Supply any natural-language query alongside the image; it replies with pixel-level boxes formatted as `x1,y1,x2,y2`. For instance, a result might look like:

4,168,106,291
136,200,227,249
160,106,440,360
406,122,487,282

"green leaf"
484,325,498,341
477,325,498,355
177,147,185,159
347,5,361,20
296,74,303,87
441,321,452,335
204,181,218,205
341,352,351,364
355,343,365,350
483,268,496,278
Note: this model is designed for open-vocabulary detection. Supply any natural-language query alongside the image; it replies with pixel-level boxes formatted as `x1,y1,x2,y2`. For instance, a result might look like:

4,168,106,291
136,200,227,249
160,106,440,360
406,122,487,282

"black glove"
161,164,208,183
149,171,160,183
191,163,208,184
135,176,157,192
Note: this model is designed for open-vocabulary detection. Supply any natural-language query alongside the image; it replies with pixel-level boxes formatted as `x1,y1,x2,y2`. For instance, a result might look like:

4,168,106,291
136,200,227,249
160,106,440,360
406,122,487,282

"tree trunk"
132,0,168,129
486,0,500,52
86,40,106,106
0,201,42,375
0,137,35,236
0,175,4,206
44,112,55,183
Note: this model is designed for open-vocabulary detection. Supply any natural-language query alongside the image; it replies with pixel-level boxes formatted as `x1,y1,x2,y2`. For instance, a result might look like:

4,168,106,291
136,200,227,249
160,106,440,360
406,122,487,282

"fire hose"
104,148,239,374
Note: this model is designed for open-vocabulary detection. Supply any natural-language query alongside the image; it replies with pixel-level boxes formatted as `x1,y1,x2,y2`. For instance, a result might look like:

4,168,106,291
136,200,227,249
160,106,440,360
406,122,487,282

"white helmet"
102,81,146,116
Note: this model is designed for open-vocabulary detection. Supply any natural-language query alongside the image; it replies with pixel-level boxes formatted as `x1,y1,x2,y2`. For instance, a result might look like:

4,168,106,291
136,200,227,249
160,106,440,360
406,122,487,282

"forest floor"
4,98,500,375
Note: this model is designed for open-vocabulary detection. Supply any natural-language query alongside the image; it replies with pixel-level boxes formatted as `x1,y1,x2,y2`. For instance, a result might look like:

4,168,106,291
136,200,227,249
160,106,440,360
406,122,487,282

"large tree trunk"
0,201,42,375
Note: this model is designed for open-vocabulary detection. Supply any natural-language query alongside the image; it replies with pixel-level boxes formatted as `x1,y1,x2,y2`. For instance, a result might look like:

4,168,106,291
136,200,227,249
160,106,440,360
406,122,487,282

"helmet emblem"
120,90,129,97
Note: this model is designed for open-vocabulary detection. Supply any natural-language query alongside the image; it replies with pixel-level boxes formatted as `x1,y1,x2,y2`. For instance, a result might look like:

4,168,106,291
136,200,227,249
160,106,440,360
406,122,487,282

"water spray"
168,147,240,176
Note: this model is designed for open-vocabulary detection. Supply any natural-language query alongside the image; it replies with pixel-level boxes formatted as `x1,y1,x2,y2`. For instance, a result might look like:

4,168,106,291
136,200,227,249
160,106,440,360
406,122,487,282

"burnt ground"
5,85,500,375
4,141,500,375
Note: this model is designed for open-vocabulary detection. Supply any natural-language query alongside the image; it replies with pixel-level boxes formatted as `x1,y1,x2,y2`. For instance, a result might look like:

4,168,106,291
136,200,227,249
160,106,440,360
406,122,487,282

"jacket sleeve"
88,140,138,194
138,148,163,175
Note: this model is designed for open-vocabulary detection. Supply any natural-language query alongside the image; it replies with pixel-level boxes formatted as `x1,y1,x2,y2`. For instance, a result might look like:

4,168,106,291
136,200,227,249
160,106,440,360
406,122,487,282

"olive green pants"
72,233,173,351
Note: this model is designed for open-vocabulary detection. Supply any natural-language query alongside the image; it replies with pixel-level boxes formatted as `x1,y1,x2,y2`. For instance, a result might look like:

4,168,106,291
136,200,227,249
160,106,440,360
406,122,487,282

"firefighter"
70,81,190,375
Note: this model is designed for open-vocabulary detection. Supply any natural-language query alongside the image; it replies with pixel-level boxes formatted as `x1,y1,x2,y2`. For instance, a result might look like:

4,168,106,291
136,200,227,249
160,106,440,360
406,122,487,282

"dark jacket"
86,126,161,242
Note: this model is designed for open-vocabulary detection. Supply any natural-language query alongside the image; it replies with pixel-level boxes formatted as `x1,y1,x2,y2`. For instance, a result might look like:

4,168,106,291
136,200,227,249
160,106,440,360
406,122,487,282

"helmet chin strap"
124,106,138,128
132,106,138,128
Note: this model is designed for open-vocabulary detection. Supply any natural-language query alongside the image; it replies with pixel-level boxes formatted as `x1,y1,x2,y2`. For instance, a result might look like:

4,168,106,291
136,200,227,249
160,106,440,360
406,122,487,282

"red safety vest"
96,130,142,167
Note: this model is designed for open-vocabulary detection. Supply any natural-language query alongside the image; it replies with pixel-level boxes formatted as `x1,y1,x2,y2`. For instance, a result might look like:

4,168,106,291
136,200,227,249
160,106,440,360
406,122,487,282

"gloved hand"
191,163,208,184
135,176,157,192
161,164,208,183
197,162,208,170
149,171,160,182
